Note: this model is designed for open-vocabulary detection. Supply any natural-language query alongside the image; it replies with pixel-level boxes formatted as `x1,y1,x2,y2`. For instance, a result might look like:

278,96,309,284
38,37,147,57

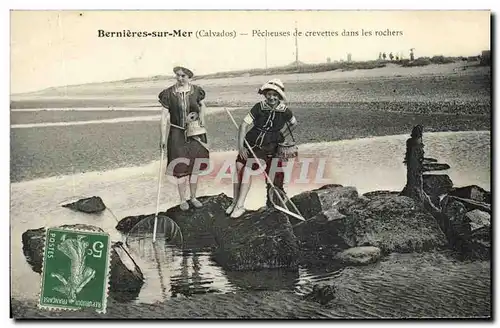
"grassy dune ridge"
11,62,491,116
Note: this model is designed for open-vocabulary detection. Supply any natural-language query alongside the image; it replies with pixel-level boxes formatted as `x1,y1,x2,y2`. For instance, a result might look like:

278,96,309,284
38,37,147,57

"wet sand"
10,110,158,125
10,106,490,183
11,252,490,319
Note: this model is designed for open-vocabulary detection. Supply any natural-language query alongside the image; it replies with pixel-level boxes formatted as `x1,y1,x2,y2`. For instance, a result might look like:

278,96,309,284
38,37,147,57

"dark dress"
236,101,296,207
158,84,209,178
236,100,295,165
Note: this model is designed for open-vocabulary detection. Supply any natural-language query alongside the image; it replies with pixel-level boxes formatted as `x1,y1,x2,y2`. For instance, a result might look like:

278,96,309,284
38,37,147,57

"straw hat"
258,78,286,101
173,66,194,78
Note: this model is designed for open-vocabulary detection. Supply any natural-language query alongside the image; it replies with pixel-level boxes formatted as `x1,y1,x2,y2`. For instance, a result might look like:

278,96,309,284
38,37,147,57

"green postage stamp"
38,227,111,313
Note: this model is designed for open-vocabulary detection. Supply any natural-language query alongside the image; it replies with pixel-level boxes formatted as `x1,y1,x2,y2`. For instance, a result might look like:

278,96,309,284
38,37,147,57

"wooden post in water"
400,125,440,213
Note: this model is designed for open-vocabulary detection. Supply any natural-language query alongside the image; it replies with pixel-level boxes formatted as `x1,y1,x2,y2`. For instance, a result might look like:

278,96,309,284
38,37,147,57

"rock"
21,227,47,274
291,185,359,220
165,194,233,251
115,215,144,234
422,163,450,172
362,191,400,199
109,242,145,302
466,210,491,232
291,186,363,266
334,246,382,265
293,190,448,265
451,196,491,214
466,210,491,260
422,174,454,206
439,196,468,238
116,193,299,270
116,194,232,251
440,197,491,260
423,157,438,163
212,207,300,271
21,225,145,301
342,195,447,253
450,185,491,204
303,284,337,305
61,196,106,214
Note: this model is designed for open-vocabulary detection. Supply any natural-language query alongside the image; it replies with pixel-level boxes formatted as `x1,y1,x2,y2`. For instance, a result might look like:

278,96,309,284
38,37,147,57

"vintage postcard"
10,10,491,319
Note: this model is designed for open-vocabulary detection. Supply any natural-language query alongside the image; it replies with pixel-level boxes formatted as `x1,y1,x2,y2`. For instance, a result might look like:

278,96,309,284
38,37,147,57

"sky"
10,10,491,94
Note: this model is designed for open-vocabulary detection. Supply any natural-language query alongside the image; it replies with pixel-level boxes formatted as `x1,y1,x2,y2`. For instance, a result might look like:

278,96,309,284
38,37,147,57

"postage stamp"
38,227,111,313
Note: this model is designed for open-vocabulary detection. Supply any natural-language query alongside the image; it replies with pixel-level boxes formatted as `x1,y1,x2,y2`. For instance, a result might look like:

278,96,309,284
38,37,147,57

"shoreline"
10,130,491,186
11,129,491,184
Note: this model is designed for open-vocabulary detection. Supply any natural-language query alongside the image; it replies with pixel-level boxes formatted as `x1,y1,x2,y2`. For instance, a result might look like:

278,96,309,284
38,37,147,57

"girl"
226,79,297,218
158,66,209,211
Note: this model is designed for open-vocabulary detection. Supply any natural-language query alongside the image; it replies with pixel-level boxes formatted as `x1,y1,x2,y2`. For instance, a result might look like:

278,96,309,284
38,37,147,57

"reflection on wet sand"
170,253,211,297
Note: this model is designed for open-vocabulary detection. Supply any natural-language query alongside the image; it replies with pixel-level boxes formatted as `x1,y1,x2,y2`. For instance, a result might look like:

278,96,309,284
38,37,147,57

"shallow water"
10,131,491,304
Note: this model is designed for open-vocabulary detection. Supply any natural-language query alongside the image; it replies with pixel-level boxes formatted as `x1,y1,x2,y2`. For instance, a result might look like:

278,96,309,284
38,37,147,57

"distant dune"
10,60,490,116
11,56,485,99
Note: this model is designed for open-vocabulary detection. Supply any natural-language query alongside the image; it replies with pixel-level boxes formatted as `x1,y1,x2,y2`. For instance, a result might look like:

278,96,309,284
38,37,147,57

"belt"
170,122,188,142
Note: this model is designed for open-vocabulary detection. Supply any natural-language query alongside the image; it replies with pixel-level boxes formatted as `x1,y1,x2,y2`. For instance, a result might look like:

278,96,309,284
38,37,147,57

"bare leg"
189,175,203,208
177,176,189,210
226,162,244,214
235,167,252,208
230,165,253,218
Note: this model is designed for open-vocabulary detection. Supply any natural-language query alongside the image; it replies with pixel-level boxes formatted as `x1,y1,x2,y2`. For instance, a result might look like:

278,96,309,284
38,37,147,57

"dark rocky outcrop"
399,125,452,214
291,185,360,220
115,215,144,234
116,194,300,271
291,185,362,266
21,224,144,301
117,195,232,251
450,185,491,204
440,197,491,260
21,227,46,274
166,194,233,251
362,191,400,199
109,242,145,302
451,196,491,214
212,207,300,271
340,194,447,253
422,174,454,206
422,163,450,172
61,196,106,214
293,185,448,266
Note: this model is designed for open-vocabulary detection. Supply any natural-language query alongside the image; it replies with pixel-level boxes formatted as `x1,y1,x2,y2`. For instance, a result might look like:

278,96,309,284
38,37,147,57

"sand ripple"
12,252,490,319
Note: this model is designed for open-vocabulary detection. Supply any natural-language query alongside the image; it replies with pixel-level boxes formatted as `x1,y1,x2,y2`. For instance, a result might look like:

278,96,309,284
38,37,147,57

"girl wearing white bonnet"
226,78,298,218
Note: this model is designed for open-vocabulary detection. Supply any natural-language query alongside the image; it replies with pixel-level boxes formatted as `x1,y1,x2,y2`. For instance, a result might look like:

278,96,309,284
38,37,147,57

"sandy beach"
11,252,491,319
10,62,492,319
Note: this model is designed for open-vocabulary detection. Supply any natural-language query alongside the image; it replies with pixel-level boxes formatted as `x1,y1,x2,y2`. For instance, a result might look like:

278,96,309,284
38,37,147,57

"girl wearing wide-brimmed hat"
226,78,298,218
158,66,210,211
